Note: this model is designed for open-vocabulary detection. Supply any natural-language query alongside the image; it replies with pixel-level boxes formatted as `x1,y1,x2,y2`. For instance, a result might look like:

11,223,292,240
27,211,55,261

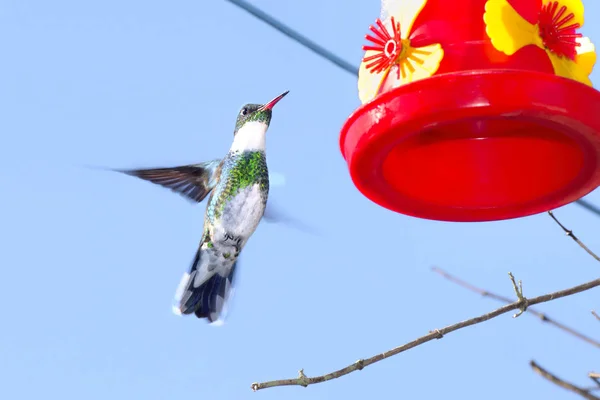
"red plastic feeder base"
340,70,600,222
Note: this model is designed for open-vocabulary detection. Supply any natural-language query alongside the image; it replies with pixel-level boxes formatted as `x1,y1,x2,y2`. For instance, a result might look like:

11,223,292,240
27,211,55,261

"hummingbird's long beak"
260,90,289,111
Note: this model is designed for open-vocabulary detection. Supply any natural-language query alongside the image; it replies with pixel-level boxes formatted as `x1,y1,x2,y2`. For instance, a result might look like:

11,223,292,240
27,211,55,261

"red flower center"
538,1,582,60
362,17,403,74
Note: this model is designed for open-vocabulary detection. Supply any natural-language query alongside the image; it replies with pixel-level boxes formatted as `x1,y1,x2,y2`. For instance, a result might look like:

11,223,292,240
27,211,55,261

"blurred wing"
264,172,318,234
118,159,222,203
268,171,286,187
263,200,320,236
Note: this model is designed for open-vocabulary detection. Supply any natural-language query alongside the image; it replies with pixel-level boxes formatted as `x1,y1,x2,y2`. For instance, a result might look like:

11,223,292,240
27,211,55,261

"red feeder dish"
339,0,600,222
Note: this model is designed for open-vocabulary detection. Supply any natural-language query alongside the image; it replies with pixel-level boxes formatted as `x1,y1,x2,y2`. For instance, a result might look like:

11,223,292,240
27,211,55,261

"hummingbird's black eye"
241,108,248,116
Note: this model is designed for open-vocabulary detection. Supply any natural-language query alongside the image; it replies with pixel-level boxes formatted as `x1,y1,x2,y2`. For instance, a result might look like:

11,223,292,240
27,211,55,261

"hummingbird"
117,90,289,324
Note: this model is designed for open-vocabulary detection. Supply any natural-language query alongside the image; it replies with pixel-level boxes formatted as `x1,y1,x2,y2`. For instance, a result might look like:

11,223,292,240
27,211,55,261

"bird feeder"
339,0,600,222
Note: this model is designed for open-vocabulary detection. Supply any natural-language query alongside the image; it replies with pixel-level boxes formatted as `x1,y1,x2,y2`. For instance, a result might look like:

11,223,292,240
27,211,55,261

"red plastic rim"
340,70,600,222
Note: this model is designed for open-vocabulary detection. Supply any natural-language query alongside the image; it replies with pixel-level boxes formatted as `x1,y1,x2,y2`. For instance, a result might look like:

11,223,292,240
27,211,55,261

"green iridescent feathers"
213,151,269,219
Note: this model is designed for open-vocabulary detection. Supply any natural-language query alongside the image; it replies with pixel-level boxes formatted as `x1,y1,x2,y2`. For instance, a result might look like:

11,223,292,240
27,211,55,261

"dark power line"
225,0,600,219
224,0,358,75
576,198,600,216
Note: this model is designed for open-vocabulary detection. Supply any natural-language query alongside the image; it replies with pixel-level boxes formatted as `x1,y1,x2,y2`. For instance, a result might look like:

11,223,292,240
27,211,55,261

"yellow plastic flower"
484,0,596,86
357,0,444,104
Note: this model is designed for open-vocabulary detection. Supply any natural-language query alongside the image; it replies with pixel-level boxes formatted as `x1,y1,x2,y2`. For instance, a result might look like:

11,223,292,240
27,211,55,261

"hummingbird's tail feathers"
192,266,237,323
172,247,237,324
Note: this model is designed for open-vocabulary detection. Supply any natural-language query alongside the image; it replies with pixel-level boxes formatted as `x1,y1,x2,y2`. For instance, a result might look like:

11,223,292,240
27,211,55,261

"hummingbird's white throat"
230,121,268,152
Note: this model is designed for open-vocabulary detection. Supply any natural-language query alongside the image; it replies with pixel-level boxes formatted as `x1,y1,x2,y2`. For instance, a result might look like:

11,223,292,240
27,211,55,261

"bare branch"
593,311,600,322
251,276,600,391
530,361,600,400
431,267,600,348
548,211,600,262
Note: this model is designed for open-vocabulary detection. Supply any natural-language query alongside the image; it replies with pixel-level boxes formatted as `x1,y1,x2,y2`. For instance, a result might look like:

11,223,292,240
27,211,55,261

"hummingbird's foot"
223,233,241,248
216,233,242,260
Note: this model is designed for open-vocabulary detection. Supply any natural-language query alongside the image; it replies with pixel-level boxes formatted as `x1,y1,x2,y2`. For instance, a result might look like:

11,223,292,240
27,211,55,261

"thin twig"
508,272,528,317
531,361,600,400
593,311,600,322
431,267,600,348
548,211,600,262
590,374,600,391
251,276,600,391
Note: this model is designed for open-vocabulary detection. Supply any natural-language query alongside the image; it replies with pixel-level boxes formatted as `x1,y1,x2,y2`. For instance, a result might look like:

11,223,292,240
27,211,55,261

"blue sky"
1,0,599,399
